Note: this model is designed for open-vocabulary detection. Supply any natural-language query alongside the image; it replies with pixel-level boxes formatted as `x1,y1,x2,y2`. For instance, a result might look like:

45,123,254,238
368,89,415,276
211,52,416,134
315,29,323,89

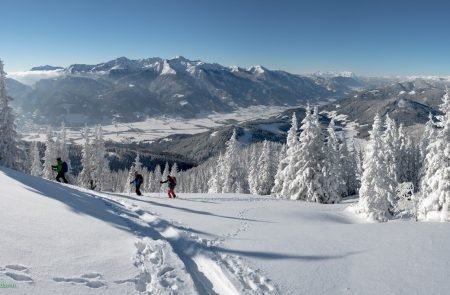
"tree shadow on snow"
208,247,365,261
2,168,219,295
3,168,364,294
111,193,273,224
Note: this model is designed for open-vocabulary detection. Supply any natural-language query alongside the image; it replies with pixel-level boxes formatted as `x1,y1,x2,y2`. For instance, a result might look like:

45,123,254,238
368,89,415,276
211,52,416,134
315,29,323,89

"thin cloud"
7,70,64,85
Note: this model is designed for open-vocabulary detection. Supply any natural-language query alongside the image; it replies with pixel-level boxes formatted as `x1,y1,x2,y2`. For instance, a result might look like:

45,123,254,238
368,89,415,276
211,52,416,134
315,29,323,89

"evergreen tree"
58,122,71,171
140,167,149,194
78,126,94,188
152,164,162,192
418,113,435,187
57,121,73,182
208,152,225,193
420,113,435,159
30,141,43,176
42,127,56,180
340,135,359,196
170,162,179,178
222,129,240,193
272,112,298,197
289,106,326,202
112,169,128,193
381,114,399,207
154,164,162,180
0,59,20,168
248,145,259,195
162,161,169,178
396,124,418,184
149,170,156,192
257,140,276,195
92,125,111,191
323,119,345,203
357,114,392,221
419,89,450,220
396,124,407,182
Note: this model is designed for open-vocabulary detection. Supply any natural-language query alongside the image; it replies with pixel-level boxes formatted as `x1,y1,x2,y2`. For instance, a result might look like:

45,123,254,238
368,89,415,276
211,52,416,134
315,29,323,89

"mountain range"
6,56,366,126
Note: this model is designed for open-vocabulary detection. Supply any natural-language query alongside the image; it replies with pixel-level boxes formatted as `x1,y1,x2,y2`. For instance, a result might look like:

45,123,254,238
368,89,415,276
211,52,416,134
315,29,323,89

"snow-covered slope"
0,168,273,294
2,168,450,294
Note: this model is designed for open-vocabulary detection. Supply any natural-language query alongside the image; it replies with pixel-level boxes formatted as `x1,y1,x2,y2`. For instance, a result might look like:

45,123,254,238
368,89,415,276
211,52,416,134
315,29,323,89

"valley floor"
1,168,449,294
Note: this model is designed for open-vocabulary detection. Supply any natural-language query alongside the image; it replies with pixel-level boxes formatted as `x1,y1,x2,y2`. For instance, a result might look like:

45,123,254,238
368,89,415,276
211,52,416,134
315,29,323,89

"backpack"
172,176,177,186
136,174,144,185
62,162,68,173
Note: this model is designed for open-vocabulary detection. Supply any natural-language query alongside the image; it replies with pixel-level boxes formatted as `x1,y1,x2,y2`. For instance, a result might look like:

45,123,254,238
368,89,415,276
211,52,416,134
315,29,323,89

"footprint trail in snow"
0,264,33,283
111,198,278,294
53,272,107,288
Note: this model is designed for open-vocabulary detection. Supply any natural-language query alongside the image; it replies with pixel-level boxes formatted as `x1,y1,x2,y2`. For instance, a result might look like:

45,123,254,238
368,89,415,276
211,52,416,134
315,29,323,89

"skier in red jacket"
160,175,177,198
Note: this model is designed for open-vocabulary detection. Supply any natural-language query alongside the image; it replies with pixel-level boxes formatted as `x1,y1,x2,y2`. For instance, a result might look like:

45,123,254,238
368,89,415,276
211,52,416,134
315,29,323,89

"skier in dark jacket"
160,175,177,198
52,157,69,183
130,171,144,196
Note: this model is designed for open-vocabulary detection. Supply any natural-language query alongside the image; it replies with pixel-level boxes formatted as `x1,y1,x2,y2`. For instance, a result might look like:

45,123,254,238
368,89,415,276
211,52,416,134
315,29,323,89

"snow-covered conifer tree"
256,140,276,195
340,135,359,196
248,145,259,195
383,115,399,175
418,113,435,185
58,122,72,172
208,153,225,193
222,129,240,193
323,119,345,203
272,112,298,197
146,170,155,192
78,126,94,188
161,161,169,181
381,114,398,207
396,124,417,184
419,89,450,220
420,113,435,160
91,125,111,191
289,106,326,202
111,169,128,193
357,114,392,221
30,141,43,176
170,162,179,178
0,59,20,168
42,127,56,180
140,167,149,194
154,164,162,190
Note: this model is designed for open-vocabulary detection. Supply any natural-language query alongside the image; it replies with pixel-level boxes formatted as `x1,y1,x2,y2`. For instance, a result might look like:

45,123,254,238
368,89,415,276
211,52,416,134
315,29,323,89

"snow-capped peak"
160,60,177,75
229,65,242,73
248,65,267,75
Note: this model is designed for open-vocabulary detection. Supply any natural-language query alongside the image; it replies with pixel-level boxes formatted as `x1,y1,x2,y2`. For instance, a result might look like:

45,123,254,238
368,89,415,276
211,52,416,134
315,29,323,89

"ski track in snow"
103,198,196,294
0,264,33,283
99,195,278,295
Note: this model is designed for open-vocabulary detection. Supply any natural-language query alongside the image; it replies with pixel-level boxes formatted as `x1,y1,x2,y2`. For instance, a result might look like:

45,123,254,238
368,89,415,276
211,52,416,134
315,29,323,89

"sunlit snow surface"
1,168,450,295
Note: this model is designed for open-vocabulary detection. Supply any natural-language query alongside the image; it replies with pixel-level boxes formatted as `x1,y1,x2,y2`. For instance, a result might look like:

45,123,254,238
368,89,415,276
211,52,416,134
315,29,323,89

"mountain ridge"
6,56,365,126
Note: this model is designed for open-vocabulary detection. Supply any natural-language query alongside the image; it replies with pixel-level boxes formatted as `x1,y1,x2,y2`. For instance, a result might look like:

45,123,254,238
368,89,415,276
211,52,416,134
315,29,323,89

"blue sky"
1,0,449,75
